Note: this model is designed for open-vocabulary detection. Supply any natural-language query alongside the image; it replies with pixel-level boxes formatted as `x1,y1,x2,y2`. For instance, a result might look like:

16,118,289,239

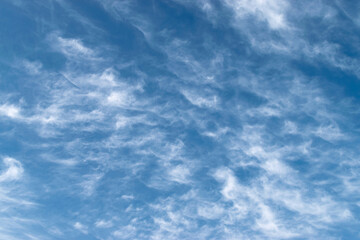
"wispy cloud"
223,0,289,30
74,222,88,234
1,0,359,239
0,157,23,182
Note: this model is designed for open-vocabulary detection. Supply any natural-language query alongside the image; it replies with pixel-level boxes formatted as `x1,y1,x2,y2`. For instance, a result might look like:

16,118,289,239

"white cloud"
283,121,298,134
74,222,88,234
213,167,241,201
197,202,224,219
181,89,218,108
262,159,291,176
46,32,104,66
264,182,352,224
22,60,42,75
313,124,344,142
121,194,134,200
0,104,21,119
113,225,136,239
256,203,298,239
106,91,134,106
223,0,288,29
79,173,103,196
55,36,94,57
48,158,78,167
213,163,351,238
167,165,191,184
1,1,358,239
0,157,24,182
95,220,113,228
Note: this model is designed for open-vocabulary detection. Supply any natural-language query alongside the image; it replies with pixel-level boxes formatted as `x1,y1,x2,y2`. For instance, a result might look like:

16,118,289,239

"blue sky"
1,0,360,239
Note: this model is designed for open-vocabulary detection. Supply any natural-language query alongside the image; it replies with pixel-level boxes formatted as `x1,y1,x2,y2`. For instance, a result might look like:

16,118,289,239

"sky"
1,0,360,239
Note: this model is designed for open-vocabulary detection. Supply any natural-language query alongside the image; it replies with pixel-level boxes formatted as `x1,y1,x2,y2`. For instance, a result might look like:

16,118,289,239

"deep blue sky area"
1,0,360,239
